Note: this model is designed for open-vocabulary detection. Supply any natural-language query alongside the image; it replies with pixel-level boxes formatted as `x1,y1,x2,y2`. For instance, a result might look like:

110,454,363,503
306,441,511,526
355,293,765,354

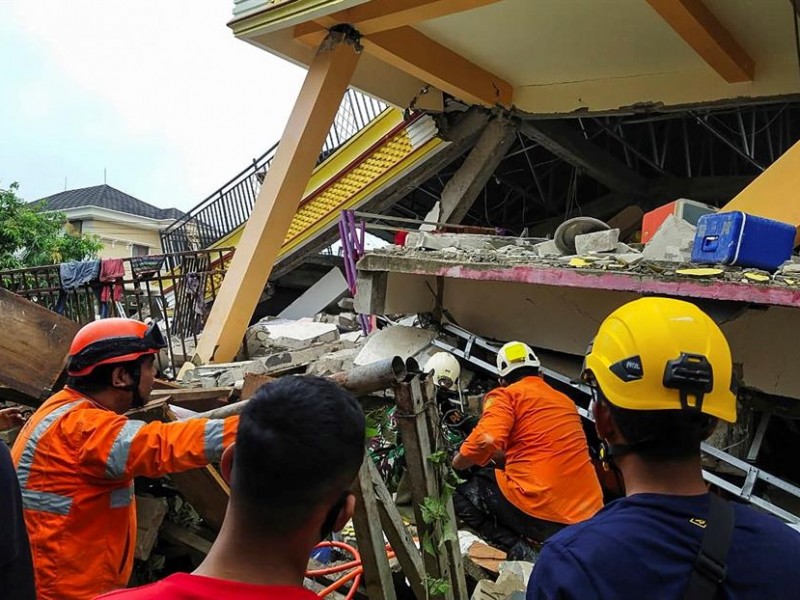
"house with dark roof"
35,184,183,259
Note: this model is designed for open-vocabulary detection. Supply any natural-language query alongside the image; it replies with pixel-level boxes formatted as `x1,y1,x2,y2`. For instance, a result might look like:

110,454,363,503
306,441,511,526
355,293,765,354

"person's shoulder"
733,503,800,546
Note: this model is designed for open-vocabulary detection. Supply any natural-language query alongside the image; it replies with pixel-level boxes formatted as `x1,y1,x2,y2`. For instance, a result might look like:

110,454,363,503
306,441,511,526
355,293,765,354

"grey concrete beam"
440,116,517,223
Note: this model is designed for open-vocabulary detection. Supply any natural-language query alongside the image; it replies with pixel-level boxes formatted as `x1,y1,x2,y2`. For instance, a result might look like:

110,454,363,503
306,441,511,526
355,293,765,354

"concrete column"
439,115,516,224
191,31,361,366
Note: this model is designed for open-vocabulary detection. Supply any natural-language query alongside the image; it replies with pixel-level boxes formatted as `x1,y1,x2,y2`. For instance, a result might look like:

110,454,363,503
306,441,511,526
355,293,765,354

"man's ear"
593,399,617,442
110,365,133,389
220,444,235,484
332,492,356,534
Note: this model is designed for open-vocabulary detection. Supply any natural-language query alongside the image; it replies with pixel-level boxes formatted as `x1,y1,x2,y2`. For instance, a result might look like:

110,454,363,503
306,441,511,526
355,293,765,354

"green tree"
0,182,103,269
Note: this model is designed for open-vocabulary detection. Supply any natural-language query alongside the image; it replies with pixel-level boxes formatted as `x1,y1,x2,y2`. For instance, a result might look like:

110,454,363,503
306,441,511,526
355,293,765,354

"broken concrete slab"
532,239,562,258
135,496,168,561
355,326,436,366
245,319,339,357
278,267,349,320
257,341,347,375
184,359,268,388
574,228,620,255
617,253,645,266
306,347,360,377
641,214,696,263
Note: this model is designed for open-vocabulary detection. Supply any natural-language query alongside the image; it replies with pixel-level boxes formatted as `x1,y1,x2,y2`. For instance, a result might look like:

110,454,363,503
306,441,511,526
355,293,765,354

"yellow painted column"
191,31,361,365
722,141,800,244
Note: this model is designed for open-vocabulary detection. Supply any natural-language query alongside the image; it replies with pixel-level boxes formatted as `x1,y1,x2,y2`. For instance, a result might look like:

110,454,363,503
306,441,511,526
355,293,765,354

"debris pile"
383,205,800,289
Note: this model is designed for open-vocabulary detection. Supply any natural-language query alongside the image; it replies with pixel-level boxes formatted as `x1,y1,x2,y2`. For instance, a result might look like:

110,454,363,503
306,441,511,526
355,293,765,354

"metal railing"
0,248,233,377
160,89,386,262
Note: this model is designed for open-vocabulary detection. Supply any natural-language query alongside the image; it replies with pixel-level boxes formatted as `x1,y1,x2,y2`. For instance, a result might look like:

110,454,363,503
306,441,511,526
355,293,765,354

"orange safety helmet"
67,318,167,377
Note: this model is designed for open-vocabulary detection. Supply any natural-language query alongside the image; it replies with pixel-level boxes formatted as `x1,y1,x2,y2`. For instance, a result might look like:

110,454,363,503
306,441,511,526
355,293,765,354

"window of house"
131,244,150,257
67,220,83,235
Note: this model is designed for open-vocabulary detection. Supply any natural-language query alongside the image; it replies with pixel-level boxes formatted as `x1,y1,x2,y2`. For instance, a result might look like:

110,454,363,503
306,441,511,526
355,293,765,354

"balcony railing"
0,248,233,377
160,89,386,265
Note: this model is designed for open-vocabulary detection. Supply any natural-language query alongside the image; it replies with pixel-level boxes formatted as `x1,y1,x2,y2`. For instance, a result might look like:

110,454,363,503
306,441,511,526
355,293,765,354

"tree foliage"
0,182,102,269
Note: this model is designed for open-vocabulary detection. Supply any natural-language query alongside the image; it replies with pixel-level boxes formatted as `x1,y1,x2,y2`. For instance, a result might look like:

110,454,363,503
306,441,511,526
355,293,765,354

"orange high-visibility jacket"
459,376,603,524
11,387,239,600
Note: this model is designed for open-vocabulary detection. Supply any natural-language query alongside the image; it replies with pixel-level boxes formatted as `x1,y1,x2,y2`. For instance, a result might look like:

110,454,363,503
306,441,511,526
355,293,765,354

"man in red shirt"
96,375,366,600
452,341,603,561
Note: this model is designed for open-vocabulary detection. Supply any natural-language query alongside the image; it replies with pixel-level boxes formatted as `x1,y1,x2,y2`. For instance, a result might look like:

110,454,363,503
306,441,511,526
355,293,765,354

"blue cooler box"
691,211,796,271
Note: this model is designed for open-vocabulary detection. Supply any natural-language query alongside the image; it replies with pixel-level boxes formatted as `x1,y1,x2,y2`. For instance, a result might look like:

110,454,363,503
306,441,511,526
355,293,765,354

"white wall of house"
81,219,163,259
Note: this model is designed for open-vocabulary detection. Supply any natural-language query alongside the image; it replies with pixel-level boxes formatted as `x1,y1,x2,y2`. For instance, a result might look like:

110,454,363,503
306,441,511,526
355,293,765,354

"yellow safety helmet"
583,297,736,423
496,341,540,378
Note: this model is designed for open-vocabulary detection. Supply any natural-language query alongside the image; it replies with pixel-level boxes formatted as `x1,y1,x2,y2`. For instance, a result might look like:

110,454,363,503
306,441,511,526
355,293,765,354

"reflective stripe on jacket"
459,376,603,524
10,387,238,600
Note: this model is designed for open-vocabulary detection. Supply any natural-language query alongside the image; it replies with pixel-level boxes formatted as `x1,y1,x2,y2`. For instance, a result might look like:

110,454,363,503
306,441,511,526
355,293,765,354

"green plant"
418,450,466,598
0,181,102,269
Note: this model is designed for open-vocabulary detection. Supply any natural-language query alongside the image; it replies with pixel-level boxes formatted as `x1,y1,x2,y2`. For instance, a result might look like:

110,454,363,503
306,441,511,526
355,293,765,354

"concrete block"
641,215,696,262
617,253,644,266
135,496,168,561
338,297,355,311
245,319,339,357
306,347,360,377
532,239,563,258
574,228,620,255
217,360,268,388
255,341,344,375
354,325,436,366
340,331,366,347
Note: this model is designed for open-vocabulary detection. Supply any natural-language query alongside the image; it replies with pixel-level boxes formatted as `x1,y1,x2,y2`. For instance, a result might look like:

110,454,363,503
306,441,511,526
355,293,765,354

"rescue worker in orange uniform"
11,319,239,600
452,341,603,560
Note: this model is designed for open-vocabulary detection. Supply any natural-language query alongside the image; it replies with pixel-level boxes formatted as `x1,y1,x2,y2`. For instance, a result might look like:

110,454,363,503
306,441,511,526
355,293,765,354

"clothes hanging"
99,259,126,303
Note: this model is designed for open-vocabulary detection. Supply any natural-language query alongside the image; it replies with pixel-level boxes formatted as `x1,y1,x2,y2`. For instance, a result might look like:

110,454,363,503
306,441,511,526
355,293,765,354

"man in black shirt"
0,406,35,600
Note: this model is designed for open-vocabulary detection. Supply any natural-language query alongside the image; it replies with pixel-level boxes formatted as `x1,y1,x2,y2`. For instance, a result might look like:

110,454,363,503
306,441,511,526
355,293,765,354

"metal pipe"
328,356,408,397
188,356,408,421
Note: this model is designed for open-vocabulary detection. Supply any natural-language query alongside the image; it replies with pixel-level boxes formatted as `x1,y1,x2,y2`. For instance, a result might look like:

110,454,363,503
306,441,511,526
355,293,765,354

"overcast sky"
0,1,306,211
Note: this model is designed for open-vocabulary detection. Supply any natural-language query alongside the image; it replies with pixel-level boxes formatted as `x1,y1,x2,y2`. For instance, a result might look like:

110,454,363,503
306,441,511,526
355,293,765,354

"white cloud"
8,0,305,209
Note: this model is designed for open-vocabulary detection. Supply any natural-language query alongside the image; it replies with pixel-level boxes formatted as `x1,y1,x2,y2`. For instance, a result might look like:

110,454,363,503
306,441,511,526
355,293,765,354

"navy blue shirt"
527,493,800,600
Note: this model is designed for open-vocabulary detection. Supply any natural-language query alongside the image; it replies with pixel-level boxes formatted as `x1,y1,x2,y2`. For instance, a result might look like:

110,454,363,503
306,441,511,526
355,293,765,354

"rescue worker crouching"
11,318,239,600
451,341,603,561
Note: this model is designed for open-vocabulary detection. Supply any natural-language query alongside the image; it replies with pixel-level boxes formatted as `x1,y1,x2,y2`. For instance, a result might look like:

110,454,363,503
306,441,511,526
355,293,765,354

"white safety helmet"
424,352,461,390
496,341,540,378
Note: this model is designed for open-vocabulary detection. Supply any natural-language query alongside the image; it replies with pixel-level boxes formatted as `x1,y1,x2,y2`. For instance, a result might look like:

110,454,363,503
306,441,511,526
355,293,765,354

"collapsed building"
3,1,800,598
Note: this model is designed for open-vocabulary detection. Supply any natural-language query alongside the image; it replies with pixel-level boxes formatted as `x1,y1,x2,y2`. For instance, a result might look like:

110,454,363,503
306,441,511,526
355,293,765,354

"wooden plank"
365,457,427,600
645,0,755,83
240,372,276,400
394,378,467,600
0,288,79,400
420,379,468,600
352,458,398,600
151,387,234,412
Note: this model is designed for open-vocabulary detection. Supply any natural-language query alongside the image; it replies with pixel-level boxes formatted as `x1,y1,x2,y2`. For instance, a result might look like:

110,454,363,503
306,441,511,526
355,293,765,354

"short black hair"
232,375,365,535
603,397,717,462
502,366,539,385
67,356,151,394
